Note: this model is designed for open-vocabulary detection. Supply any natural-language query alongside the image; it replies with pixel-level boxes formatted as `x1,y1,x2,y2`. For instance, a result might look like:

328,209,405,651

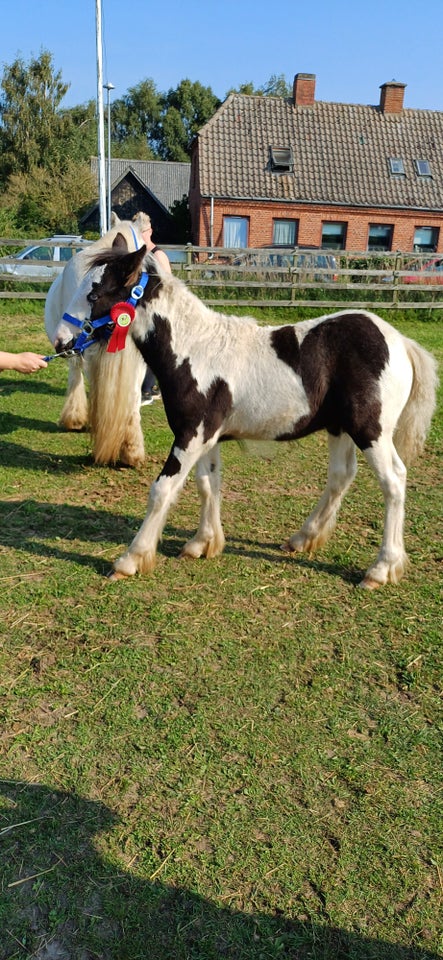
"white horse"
44,214,147,467
53,241,438,587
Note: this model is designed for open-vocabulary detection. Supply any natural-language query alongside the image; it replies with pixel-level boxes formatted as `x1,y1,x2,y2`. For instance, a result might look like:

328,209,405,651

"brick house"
81,159,190,241
189,74,443,254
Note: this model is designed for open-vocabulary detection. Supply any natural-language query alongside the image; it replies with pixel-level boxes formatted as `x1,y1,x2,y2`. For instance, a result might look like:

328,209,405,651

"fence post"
392,251,401,305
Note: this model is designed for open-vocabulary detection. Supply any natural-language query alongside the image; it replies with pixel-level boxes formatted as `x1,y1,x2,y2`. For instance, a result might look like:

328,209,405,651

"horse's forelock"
86,244,148,288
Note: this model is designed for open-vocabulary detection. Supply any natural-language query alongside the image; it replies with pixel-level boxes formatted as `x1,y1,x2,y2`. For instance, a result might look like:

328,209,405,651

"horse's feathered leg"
110,429,219,578
359,436,407,588
181,445,225,560
283,432,357,555
58,356,89,431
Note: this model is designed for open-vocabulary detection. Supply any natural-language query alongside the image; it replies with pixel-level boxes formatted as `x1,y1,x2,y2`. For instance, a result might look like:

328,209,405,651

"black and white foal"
53,243,438,587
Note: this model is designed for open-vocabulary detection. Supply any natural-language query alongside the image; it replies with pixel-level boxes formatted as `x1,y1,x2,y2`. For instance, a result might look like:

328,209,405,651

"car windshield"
22,246,52,261
60,247,76,262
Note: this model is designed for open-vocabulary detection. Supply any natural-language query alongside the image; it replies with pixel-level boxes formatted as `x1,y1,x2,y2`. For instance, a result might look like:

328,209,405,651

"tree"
59,100,99,166
110,78,220,161
156,80,221,160
226,74,292,99
111,78,161,149
0,159,96,234
0,50,69,180
260,74,292,98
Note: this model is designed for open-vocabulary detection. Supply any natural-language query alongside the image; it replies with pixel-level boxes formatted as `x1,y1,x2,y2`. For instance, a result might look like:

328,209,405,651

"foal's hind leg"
181,446,226,559
359,437,407,588
283,433,357,555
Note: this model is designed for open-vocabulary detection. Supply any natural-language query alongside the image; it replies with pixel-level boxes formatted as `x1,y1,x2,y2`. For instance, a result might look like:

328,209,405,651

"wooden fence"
1,238,442,310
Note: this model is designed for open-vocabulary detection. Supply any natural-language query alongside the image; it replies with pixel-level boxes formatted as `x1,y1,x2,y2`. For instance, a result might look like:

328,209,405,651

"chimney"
379,80,406,114
293,73,316,107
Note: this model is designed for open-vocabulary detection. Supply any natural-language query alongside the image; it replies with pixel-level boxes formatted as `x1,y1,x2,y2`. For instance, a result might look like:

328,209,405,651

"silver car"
0,235,89,279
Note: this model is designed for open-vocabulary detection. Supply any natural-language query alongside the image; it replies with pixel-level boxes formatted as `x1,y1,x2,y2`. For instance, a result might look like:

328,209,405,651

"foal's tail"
394,337,439,465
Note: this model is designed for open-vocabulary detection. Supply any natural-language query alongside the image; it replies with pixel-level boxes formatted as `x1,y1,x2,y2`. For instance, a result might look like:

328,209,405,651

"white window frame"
415,159,432,178
389,157,405,175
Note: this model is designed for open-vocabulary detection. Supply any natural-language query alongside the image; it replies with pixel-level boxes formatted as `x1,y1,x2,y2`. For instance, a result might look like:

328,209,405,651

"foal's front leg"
58,356,89,431
109,435,217,579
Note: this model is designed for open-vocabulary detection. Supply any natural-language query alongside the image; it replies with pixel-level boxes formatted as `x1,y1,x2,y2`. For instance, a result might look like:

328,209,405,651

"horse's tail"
394,337,438,465
88,337,145,464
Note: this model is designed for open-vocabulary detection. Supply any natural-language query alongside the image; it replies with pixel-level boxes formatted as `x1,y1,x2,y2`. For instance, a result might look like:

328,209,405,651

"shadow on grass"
164,528,363,586
0,377,66,397
0,781,438,960
0,439,91,474
0,500,362,584
0,413,67,436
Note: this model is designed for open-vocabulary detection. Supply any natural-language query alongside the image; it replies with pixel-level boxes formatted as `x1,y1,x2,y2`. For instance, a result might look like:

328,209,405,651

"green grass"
0,307,442,959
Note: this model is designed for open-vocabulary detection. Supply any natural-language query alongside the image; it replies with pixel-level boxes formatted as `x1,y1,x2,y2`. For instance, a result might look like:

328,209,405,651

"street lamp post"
103,82,115,231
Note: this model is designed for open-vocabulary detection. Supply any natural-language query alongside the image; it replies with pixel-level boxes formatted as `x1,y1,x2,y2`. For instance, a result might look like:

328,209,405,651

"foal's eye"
87,290,99,304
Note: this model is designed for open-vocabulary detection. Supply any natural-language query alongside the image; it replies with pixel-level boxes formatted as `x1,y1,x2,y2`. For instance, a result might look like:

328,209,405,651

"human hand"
14,352,48,373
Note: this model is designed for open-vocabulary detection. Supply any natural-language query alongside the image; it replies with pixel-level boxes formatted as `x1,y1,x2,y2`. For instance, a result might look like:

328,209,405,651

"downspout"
210,196,214,255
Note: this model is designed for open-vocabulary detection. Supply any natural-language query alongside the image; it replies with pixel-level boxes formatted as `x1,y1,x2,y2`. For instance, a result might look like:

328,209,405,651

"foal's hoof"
359,576,383,590
107,569,130,581
281,539,296,553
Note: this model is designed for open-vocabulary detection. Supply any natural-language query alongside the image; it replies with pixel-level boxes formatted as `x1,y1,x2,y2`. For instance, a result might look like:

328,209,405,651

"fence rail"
1,240,442,310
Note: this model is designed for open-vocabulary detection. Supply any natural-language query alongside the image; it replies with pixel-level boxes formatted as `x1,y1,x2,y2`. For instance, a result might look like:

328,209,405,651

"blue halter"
44,269,149,362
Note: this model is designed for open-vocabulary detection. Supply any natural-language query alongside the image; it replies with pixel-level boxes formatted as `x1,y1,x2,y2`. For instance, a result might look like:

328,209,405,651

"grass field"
0,303,442,960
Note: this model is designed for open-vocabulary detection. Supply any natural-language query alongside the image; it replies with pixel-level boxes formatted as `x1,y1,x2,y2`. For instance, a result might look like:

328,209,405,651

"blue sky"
1,0,442,112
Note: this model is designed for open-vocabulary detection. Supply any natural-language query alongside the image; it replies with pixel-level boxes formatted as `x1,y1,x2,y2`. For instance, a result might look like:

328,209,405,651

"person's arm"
0,351,48,373
153,248,172,274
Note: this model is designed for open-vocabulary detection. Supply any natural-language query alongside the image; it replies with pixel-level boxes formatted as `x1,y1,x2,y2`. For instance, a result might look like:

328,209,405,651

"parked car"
0,235,90,279
231,248,338,281
403,257,443,284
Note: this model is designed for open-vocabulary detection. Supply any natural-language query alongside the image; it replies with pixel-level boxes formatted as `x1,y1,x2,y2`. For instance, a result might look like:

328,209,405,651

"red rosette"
106,302,136,353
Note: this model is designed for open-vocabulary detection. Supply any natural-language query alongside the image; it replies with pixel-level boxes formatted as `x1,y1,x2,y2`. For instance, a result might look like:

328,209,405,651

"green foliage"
0,50,69,179
59,99,98,165
111,77,220,161
226,73,292,98
158,79,221,160
0,159,96,233
112,78,161,147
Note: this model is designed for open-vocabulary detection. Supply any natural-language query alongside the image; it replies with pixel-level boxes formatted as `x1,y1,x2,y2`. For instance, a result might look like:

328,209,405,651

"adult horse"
53,241,438,587
44,214,147,467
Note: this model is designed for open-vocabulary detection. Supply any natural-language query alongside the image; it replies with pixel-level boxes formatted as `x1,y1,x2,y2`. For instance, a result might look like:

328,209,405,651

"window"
368,224,393,252
415,159,432,178
389,157,405,175
59,246,75,262
413,226,439,252
24,245,52,261
321,222,346,250
269,146,293,174
272,219,298,245
223,216,248,248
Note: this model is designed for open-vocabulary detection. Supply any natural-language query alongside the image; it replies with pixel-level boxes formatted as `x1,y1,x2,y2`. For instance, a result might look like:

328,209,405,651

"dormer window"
415,159,431,177
270,146,293,174
389,157,405,175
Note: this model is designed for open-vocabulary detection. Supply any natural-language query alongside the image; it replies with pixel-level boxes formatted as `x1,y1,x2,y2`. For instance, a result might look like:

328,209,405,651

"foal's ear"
124,245,147,286
112,232,129,251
